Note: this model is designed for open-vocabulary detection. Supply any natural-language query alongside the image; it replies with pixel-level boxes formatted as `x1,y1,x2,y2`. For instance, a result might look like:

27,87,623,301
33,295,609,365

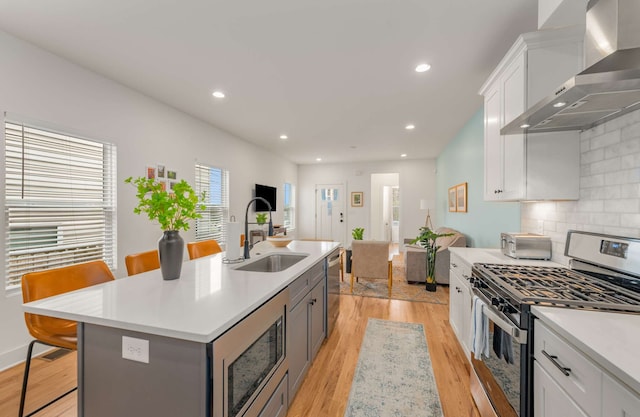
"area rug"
344,319,443,417
340,255,447,304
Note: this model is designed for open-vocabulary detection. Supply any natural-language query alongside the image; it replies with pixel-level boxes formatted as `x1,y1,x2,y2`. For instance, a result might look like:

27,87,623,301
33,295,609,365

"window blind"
194,163,229,244
4,120,117,290
284,182,295,230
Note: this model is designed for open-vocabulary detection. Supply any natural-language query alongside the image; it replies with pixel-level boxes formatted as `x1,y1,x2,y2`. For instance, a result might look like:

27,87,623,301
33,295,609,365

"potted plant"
345,227,364,274
125,176,205,280
256,213,268,226
411,227,453,292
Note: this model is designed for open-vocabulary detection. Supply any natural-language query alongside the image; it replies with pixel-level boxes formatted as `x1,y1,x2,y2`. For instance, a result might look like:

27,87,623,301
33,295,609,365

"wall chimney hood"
502,0,640,134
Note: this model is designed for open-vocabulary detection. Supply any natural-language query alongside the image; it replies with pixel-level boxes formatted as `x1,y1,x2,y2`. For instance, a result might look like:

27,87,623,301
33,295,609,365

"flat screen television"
255,184,276,211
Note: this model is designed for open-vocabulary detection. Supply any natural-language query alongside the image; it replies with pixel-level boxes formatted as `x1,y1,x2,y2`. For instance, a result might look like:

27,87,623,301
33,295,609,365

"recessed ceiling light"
401,153,407,158
415,63,431,73
212,91,225,98
405,124,415,130
280,134,288,140
316,157,322,162
553,101,566,108
520,124,531,128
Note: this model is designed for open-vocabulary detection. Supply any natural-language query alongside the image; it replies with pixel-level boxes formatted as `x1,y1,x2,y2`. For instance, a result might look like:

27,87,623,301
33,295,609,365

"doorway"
315,184,346,245
370,173,399,251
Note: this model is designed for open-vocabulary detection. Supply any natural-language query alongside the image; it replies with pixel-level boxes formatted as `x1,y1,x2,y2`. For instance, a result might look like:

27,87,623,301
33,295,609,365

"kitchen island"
23,240,340,417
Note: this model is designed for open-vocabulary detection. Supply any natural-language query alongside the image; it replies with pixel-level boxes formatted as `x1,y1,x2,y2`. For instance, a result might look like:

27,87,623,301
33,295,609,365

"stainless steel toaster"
500,233,551,260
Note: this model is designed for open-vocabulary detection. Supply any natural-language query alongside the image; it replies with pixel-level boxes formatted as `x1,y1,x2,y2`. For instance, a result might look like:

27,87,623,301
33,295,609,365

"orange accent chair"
187,239,223,260
125,249,160,276
19,260,115,417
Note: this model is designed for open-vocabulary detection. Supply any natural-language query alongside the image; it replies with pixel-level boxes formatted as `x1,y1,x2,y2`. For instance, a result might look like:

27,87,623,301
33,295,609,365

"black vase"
158,230,184,280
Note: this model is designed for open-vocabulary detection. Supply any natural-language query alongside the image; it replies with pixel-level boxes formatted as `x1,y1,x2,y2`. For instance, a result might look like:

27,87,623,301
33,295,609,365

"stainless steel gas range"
469,230,640,417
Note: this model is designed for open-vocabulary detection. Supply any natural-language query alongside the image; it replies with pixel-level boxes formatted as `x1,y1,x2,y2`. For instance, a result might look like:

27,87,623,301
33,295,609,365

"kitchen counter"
23,240,339,343
449,247,563,267
532,306,640,396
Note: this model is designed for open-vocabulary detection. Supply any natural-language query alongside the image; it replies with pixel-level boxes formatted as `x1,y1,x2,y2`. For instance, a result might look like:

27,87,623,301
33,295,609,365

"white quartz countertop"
23,240,340,343
533,306,640,395
448,247,564,267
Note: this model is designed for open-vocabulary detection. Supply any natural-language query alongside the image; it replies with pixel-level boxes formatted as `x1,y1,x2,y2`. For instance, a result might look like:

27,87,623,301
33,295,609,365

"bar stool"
20,260,115,417
186,239,222,260
125,249,160,275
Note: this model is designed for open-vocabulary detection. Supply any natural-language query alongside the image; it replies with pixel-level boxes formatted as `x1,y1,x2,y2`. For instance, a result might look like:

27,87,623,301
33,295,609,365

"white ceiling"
0,0,538,165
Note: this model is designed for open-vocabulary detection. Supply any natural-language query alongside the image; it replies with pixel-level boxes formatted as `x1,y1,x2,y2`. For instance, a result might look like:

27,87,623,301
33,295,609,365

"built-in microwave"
212,289,289,417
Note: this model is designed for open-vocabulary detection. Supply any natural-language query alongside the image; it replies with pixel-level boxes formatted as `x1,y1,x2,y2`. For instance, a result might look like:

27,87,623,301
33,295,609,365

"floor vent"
38,348,72,362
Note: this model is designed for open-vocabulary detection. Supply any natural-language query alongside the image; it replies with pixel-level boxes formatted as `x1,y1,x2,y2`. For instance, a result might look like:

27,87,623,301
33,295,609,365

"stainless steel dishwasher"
326,248,341,335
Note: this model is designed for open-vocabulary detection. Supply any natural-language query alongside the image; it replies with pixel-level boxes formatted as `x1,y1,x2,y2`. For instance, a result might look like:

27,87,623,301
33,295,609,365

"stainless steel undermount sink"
235,253,308,273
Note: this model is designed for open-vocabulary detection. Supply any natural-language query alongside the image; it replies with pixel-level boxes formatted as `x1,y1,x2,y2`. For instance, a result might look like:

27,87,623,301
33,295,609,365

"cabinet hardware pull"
541,350,571,376
452,263,458,268
308,298,317,305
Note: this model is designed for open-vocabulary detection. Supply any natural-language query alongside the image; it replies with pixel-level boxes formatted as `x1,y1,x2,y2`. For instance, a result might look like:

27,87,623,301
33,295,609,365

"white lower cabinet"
534,320,640,417
449,253,473,360
534,362,588,417
602,373,640,417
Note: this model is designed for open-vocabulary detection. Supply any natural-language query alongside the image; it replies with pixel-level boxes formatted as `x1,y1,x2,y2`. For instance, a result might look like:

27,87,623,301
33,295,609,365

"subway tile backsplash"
522,108,640,265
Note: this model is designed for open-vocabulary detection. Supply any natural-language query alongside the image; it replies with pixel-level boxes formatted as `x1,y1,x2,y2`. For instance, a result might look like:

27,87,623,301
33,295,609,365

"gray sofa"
403,227,466,285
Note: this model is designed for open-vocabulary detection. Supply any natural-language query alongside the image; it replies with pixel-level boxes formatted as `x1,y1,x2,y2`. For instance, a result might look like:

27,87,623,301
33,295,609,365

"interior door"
315,184,346,245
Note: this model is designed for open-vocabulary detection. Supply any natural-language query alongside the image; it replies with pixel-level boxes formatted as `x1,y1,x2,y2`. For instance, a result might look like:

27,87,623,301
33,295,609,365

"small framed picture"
456,182,468,213
146,166,156,180
159,181,167,192
157,165,165,178
167,170,177,180
448,186,457,212
169,181,177,191
351,191,363,207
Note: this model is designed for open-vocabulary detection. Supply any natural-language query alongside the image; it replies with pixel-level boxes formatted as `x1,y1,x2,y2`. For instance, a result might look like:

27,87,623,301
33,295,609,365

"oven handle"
474,290,528,344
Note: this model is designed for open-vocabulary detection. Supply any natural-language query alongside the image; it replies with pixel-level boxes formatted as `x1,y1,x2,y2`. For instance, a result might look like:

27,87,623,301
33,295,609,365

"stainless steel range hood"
502,0,640,134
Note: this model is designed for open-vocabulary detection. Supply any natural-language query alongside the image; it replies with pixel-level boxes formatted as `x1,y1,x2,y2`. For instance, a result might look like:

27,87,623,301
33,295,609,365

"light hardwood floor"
0,292,479,417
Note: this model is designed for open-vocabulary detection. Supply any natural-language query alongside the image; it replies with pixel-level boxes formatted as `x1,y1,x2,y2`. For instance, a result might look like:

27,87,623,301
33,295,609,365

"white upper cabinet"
480,26,583,201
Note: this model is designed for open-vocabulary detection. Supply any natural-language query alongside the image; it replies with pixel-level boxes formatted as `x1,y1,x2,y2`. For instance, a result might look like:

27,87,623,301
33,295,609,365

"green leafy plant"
352,227,364,240
256,213,268,225
411,227,454,284
125,176,205,231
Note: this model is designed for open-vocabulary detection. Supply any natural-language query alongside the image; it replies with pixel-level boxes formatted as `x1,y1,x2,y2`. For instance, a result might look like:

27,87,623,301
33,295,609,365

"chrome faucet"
244,197,273,260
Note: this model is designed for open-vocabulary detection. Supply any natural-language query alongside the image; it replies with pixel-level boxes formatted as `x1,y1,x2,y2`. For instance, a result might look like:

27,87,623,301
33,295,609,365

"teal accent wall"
435,109,520,248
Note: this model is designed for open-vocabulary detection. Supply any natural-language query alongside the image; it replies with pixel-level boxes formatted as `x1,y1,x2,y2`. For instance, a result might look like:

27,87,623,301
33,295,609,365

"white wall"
0,30,297,370
297,159,436,245
522,109,640,265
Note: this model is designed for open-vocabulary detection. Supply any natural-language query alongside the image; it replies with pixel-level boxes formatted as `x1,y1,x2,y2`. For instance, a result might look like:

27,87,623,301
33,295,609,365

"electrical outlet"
536,220,544,235
122,336,149,363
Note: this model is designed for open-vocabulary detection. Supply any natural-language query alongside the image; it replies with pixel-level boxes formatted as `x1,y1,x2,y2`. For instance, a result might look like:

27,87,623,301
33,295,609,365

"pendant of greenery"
125,176,205,231
411,227,454,285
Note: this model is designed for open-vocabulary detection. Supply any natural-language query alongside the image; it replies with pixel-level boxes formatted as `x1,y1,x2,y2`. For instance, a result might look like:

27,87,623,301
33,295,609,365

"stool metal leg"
18,340,77,417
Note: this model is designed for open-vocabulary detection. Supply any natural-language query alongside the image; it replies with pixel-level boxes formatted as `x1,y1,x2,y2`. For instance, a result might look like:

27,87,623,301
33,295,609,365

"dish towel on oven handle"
493,326,515,364
470,295,490,360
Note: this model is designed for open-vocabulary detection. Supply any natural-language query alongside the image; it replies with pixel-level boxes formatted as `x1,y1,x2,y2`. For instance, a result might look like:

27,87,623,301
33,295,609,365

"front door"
315,184,346,245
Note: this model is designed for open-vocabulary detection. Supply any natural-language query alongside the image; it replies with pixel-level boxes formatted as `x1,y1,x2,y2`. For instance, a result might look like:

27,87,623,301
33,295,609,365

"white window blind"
283,182,295,230
4,120,117,290
194,163,229,244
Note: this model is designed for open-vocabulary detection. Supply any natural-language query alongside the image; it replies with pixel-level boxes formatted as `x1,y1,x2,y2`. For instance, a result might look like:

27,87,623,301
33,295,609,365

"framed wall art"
351,191,363,207
455,182,467,213
448,187,457,212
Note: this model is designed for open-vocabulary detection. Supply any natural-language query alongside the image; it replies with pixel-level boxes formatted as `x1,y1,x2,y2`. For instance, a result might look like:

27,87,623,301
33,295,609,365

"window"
4,119,117,290
194,163,229,244
392,187,400,222
283,182,295,230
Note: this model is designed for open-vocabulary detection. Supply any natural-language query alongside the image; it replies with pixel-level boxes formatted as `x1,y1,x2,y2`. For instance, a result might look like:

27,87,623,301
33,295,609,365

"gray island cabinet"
23,240,339,417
